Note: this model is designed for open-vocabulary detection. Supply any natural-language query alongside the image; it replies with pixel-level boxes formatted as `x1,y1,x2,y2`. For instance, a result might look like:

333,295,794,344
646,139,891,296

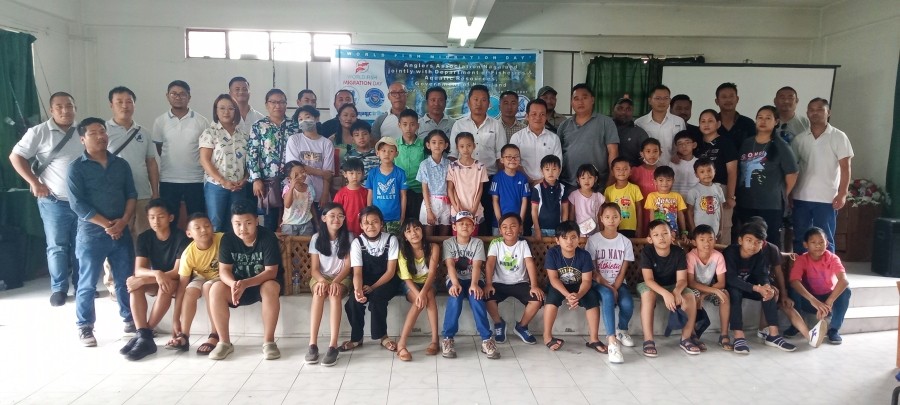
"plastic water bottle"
291,270,300,295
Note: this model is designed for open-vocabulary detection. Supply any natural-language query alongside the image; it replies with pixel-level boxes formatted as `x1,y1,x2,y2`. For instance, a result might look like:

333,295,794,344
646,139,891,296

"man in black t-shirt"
121,199,189,360
207,200,284,361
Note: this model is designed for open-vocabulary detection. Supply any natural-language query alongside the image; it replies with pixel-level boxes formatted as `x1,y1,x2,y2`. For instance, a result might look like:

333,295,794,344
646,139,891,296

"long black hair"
314,202,351,258
398,218,431,277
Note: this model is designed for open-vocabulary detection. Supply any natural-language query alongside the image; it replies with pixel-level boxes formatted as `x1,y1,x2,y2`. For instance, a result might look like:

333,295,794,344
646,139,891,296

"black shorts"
545,284,599,309
487,282,541,305
228,279,283,308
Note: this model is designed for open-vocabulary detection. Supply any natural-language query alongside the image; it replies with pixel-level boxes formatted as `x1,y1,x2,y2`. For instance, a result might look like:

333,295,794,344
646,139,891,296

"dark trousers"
737,207,784,249
479,179,494,236
406,190,423,224
344,278,400,342
728,286,779,331
160,182,206,225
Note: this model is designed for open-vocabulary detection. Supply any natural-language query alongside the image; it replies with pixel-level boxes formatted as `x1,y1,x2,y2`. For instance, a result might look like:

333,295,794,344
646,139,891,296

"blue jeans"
204,181,247,232
789,287,851,331
792,200,837,254
443,279,492,340
594,282,634,336
74,224,134,327
37,197,79,294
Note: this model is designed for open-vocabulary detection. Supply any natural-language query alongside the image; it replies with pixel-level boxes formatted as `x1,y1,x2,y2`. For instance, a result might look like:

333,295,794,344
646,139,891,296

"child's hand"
714,289,728,305
354,288,368,303
606,284,618,302
314,280,328,296
427,211,436,226
158,275,176,296
483,283,495,299
811,298,831,319
529,286,544,301
231,280,245,305
673,291,684,307
788,252,798,261
448,283,462,297
329,283,343,297
125,276,142,293
414,292,425,309
662,291,677,311
469,284,484,300
362,285,373,294
778,295,794,309
566,293,579,309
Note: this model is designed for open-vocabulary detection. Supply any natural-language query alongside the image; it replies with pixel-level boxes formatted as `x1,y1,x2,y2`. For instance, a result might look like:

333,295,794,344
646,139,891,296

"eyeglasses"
675,141,694,147
503,155,521,160
267,100,288,106
325,214,346,221
168,92,189,99
388,91,406,97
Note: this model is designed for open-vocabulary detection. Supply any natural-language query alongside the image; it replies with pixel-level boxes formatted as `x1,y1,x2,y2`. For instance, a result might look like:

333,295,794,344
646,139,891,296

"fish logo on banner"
356,60,370,74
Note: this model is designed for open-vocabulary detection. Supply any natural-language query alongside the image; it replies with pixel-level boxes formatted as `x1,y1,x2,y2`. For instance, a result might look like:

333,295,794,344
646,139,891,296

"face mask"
298,120,316,133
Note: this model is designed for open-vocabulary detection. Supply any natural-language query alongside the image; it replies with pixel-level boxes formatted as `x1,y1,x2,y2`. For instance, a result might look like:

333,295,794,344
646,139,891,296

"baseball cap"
452,211,475,224
664,307,688,337
615,97,634,106
374,136,397,150
537,86,557,98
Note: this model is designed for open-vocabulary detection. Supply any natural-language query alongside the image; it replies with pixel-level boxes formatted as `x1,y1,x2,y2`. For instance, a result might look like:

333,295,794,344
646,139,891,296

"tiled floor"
1,279,897,405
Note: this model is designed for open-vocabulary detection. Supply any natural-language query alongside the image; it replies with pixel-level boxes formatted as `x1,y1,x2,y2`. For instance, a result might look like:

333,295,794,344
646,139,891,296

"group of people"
9,75,853,365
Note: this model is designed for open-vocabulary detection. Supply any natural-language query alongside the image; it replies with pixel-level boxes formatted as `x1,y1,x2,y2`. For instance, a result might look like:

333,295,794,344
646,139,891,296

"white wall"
818,0,899,185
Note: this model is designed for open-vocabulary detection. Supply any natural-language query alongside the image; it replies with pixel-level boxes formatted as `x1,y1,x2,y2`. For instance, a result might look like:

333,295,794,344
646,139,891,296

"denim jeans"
204,181,247,232
792,200,837,254
75,224,134,327
37,196,79,294
593,282,634,336
442,279,492,340
790,288,851,331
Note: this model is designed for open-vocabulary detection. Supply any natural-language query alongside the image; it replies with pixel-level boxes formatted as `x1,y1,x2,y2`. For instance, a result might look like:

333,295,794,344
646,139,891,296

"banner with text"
332,46,542,122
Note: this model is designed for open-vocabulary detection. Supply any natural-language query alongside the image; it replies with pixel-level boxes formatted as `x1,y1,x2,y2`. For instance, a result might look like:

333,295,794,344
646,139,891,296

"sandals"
338,340,362,352
425,342,440,356
733,338,750,354
680,338,701,355
197,333,218,355
642,340,658,357
545,337,564,351
718,335,734,351
165,333,189,352
691,334,708,352
586,341,608,354
380,336,397,352
397,347,412,361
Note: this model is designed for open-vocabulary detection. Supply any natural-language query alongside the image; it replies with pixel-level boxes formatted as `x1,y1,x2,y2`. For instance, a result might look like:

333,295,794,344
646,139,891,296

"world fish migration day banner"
332,45,543,122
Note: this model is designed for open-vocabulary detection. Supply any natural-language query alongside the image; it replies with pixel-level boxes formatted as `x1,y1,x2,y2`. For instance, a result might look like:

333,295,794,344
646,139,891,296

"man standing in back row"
774,86,810,144
538,86,567,132
372,82,407,139
715,82,756,149
636,85,685,165
558,84,619,186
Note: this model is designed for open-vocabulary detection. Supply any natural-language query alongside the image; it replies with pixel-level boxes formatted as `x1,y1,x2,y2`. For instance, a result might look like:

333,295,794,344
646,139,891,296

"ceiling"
494,0,839,7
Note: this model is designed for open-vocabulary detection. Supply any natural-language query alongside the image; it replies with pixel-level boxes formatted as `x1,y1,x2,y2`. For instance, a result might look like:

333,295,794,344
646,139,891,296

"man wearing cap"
670,94,703,144
635,85,685,165
67,117,137,346
418,86,456,139
499,91,526,142
558,83,619,186
372,82,407,139
9,92,84,306
611,97,649,167
538,86,566,132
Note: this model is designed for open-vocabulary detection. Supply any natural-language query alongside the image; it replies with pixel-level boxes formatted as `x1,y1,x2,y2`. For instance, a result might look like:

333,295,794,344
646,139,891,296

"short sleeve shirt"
218,227,283,281
585,233,635,284
791,124,854,203
281,183,316,225
364,165,408,222
309,233,347,278
490,170,531,225
604,183,643,232
644,192,687,234
544,246,593,286
449,116,506,175
136,229,189,271
697,135,739,186
152,110,209,183
398,253,429,284
198,122,249,185
635,112,685,165
687,183,725,234
178,233,223,279
509,127,562,181
789,250,845,296
671,157,698,196
285,133,335,199
11,119,83,200
446,160,489,219
350,233,399,267
558,113,620,185
333,186,368,236
686,249,726,286
487,238,532,285
567,190,605,227
531,181,569,231
395,137,426,192
417,114,456,139
106,120,156,199
416,156,450,197
737,136,799,210
442,237,486,280
640,244,687,286
344,147,380,179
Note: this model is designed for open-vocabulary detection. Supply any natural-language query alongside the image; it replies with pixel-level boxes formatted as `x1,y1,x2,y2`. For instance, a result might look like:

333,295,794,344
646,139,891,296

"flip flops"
545,337,564,351
586,341,608,354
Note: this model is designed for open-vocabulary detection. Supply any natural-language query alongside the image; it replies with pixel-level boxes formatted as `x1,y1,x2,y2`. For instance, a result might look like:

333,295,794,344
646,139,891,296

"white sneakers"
616,330,635,347
808,319,828,348
608,343,624,364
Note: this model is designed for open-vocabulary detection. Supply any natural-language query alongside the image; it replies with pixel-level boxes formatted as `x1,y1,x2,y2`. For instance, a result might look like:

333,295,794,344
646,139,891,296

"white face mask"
298,119,316,133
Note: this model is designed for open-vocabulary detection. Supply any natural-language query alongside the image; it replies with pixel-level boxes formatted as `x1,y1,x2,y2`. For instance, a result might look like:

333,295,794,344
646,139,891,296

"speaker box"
0,226,26,289
872,218,900,277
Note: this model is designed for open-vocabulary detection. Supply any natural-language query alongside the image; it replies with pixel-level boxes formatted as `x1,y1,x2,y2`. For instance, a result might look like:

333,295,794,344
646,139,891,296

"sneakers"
79,327,97,347
208,342,234,360
125,336,157,361
120,336,139,355
321,347,339,367
513,323,537,344
616,330,635,347
493,319,507,343
262,342,281,360
441,338,456,358
481,338,501,359
756,329,769,340
783,326,800,338
808,319,828,348
305,344,320,364
50,291,66,307
608,343,624,364
764,335,797,352
123,321,137,335
827,328,842,345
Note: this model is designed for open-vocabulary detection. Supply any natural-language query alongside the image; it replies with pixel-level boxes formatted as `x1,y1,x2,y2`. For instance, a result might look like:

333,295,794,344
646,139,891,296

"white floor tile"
438,388,490,405
387,388,439,405
335,388,389,405
283,389,339,404
229,390,288,404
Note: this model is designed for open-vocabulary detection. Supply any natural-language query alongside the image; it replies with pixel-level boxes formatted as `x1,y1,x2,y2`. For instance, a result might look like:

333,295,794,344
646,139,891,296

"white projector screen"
661,64,838,125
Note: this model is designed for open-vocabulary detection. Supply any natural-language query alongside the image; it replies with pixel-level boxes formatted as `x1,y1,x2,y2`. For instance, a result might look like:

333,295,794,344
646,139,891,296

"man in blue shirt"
67,117,138,347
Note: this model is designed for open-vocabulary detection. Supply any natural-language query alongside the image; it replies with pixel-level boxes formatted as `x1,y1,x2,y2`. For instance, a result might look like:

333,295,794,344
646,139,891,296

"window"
185,29,349,61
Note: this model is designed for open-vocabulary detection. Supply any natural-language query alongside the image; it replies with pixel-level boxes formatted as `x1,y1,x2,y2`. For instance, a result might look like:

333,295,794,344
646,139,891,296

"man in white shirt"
372,82,407,139
774,86,811,144
9,92,84,306
152,80,210,225
635,85,685,165
417,86,455,139
790,98,853,254
510,99,561,185
229,77,265,136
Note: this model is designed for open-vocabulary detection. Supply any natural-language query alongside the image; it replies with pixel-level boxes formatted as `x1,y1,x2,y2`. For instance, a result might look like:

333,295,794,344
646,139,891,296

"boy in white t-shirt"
671,131,699,196
285,105,335,207
585,203,635,364
686,158,725,237
484,213,544,345
686,224,732,352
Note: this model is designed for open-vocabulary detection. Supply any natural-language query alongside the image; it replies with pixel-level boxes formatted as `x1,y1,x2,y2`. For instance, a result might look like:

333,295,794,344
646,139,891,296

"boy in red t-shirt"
789,227,851,345
332,158,368,236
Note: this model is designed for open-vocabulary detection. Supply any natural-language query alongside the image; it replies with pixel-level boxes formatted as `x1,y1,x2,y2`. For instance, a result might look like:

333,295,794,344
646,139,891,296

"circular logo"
365,88,385,109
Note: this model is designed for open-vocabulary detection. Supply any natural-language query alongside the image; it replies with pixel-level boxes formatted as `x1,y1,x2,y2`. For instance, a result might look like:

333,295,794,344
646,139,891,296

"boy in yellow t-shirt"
604,157,644,238
644,166,688,243
168,213,223,355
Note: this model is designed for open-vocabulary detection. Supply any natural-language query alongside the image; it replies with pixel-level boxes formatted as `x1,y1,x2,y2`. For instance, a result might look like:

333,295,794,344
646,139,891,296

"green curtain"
886,52,900,218
0,30,47,281
585,56,649,117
